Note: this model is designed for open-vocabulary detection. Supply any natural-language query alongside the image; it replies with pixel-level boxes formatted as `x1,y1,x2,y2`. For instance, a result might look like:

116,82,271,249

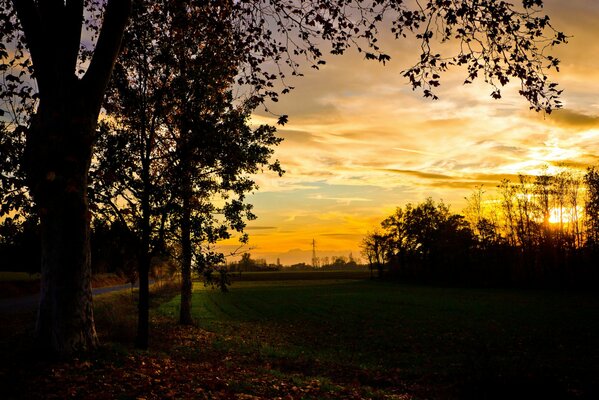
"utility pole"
312,238,318,268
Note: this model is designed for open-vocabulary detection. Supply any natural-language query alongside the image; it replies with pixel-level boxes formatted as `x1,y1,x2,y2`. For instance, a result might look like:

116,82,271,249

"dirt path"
0,281,152,314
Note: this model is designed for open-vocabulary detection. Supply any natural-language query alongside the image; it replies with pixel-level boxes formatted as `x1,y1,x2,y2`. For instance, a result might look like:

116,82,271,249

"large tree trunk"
13,0,132,355
26,97,98,354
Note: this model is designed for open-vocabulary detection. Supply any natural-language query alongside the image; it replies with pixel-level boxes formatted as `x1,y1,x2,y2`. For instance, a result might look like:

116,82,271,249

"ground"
1,272,599,399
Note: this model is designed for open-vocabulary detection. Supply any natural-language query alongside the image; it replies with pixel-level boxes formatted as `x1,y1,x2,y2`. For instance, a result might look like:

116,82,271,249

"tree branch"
11,0,46,90
64,0,84,75
82,0,131,112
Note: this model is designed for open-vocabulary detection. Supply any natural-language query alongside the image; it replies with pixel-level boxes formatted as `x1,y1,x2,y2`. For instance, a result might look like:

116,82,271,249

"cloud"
307,194,372,204
549,157,599,170
472,173,525,183
393,147,441,156
381,169,453,180
546,109,599,130
320,233,363,238
245,226,278,231
427,181,497,190
277,128,321,144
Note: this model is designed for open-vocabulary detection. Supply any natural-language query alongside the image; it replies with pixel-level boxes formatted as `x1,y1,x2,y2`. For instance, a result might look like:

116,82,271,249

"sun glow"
548,206,583,225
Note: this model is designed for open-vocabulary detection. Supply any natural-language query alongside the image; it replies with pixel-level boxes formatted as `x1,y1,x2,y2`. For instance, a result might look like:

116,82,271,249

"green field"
161,277,599,398
229,269,371,281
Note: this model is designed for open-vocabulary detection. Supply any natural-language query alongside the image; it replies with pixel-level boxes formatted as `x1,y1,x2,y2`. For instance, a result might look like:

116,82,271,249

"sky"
220,0,599,265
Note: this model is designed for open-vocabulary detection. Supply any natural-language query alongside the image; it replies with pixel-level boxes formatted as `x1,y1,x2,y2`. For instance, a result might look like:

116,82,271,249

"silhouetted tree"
166,3,282,326
584,167,599,249
361,229,392,278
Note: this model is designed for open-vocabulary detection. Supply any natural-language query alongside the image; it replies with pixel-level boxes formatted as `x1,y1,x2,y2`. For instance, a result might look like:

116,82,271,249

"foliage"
230,0,566,112
584,167,599,248
360,228,392,278
90,220,139,280
376,198,475,281
228,253,271,273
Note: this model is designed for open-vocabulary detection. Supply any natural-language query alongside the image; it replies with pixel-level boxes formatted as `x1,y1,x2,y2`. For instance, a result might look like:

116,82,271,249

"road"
0,281,148,314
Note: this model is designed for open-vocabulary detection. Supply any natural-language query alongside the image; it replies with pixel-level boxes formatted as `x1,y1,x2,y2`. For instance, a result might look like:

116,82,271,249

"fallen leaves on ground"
3,315,415,400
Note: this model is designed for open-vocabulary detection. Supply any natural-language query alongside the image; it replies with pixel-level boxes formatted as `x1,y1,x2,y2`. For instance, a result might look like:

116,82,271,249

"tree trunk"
136,155,151,349
26,99,98,355
13,0,131,356
136,249,150,349
179,174,193,325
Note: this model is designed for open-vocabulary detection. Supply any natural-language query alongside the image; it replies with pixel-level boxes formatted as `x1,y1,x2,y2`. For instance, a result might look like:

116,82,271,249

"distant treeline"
226,252,365,272
362,167,599,289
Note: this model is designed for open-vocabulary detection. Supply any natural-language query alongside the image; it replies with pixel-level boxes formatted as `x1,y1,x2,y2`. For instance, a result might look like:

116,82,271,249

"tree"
584,167,599,248
377,199,476,282
361,229,391,278
93,0,283,343
165,2,281,326
566,171,584,248
1,0,131,354
91,0,173,349
1,0,567,354
381,206,410,273
464,186,501,250
238,253,253,272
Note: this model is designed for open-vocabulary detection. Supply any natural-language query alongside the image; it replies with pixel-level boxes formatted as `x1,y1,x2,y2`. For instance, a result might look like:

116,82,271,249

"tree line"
362,168,599,288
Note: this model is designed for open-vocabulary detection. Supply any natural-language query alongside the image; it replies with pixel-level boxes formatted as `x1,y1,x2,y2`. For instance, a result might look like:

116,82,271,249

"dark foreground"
2,274,599,399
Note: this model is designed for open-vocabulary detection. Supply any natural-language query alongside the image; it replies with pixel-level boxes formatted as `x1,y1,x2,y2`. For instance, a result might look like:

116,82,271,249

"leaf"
277,115,288,125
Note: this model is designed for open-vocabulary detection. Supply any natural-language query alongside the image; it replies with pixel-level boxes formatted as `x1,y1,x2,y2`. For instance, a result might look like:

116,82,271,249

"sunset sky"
222,0,599,265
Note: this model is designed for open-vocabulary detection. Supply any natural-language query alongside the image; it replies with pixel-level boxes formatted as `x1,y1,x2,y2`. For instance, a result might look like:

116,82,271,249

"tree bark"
26,96,98,354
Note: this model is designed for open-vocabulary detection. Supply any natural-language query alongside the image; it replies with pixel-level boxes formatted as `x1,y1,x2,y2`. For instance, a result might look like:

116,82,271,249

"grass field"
3,272,598,398
229,269,371,281
161,276,599,398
